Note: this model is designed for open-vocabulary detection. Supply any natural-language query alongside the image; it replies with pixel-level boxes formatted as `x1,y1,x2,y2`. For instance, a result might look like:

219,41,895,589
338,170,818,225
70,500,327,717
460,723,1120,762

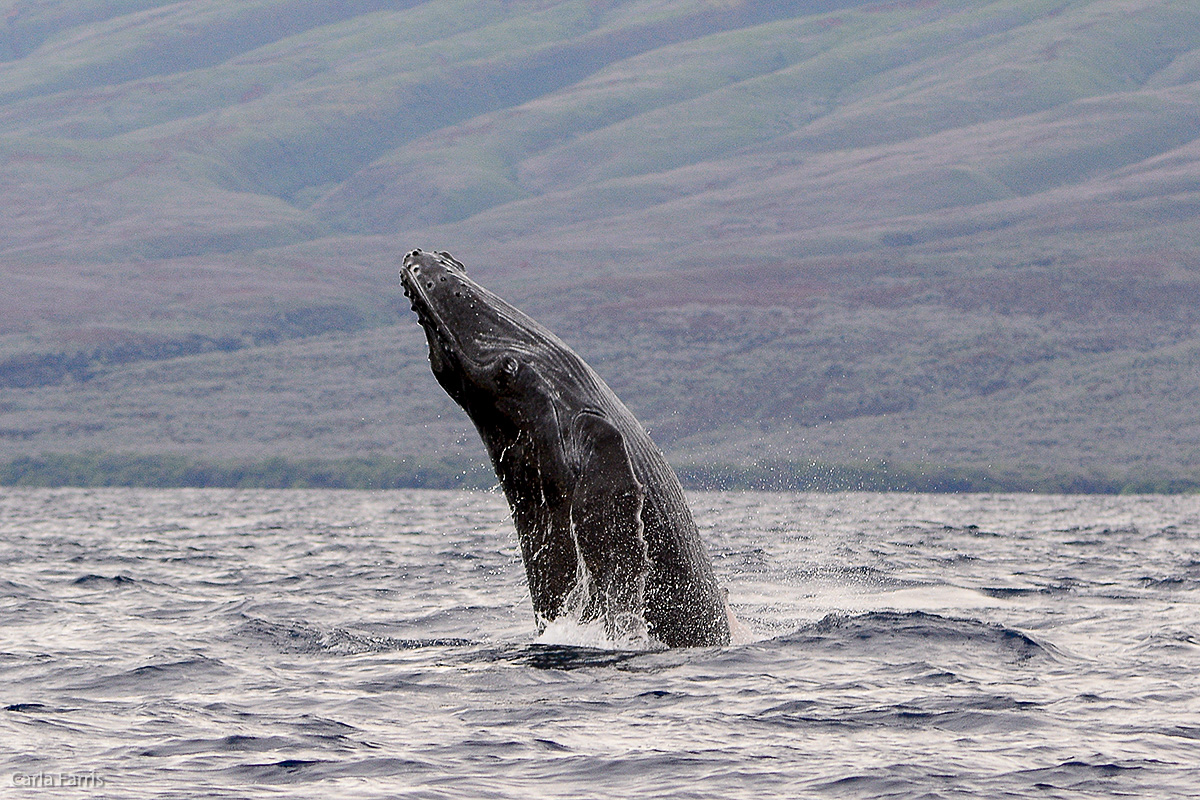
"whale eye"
501,356,519,377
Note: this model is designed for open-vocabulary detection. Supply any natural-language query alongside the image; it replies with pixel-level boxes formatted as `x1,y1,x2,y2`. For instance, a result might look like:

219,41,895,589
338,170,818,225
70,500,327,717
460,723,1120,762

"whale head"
400,249,589,425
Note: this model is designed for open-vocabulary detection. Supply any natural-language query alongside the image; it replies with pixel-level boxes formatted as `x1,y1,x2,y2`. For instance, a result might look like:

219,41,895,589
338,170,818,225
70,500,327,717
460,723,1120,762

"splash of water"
535,616,635,649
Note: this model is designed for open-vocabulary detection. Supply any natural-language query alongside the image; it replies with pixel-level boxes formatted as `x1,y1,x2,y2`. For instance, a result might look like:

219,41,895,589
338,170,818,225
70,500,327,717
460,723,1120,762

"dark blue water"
2,488,1197,798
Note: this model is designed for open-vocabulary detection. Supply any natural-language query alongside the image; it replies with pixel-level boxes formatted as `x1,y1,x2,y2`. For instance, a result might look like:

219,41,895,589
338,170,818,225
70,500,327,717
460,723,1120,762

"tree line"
1,452,1196,494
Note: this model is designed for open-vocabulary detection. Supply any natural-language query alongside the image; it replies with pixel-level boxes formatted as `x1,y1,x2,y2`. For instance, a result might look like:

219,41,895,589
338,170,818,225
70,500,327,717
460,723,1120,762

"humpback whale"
400,250,731,647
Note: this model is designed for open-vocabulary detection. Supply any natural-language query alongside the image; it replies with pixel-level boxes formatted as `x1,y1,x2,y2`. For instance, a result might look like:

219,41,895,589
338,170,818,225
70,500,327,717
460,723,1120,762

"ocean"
2,488,1197,798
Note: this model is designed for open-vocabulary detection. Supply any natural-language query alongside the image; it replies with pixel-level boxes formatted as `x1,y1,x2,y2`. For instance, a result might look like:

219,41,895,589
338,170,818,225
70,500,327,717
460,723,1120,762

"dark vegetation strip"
0,453,495,491
675,461,1200,495
1,453,1196,494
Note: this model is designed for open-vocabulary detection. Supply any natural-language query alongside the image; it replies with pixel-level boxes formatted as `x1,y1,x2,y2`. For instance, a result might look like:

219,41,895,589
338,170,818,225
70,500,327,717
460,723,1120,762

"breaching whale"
400,249,731,647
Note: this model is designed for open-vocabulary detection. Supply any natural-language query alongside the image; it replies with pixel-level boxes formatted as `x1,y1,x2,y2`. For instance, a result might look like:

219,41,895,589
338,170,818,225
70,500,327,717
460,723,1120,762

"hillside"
1,0,1199,489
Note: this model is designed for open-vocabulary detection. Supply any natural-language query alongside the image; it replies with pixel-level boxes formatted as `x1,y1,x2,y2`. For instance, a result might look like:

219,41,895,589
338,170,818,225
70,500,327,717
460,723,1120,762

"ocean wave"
233,616,474,654
775,610,1063,663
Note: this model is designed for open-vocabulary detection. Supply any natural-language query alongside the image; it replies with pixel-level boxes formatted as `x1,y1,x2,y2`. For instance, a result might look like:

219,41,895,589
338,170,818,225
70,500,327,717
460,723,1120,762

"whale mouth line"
401,260,483,368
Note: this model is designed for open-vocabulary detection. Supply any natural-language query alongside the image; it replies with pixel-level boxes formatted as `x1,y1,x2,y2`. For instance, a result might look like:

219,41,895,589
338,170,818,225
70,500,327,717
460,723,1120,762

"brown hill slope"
1,0,1199,487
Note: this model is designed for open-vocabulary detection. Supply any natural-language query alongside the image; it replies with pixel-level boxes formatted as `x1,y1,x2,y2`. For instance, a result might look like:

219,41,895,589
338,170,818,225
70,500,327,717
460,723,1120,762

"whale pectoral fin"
570,412,649,642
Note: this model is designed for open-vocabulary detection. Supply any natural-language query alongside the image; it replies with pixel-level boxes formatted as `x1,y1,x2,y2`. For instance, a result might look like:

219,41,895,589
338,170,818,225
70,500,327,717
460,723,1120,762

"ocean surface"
1,488,1198,798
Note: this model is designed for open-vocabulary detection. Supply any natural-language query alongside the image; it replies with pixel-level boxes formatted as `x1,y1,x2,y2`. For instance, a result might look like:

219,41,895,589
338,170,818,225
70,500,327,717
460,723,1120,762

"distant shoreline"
1,452,1195,494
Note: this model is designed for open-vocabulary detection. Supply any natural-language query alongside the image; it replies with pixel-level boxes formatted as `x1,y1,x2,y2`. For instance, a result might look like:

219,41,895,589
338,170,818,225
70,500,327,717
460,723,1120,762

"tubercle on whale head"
401,248,467,277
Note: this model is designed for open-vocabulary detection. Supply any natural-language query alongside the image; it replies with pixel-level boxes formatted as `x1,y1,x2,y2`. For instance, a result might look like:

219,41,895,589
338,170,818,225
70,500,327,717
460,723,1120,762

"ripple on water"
1,488,1198,799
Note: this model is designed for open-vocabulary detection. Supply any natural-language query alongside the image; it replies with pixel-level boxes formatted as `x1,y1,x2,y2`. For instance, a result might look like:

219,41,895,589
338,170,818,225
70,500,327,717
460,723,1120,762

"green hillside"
1,0,1199,489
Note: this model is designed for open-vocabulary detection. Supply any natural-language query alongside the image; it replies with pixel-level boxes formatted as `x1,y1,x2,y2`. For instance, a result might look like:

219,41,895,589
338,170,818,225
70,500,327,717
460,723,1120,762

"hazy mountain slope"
1,0,1199,487
3,297,1195,486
